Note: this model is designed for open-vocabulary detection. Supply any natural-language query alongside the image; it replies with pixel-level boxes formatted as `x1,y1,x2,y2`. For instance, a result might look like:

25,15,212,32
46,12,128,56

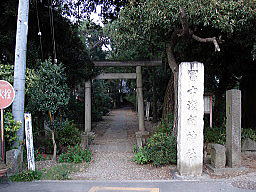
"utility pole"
12,0,30,147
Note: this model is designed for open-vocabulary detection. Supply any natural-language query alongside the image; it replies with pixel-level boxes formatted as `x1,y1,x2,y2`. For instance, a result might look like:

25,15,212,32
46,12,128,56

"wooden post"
85,80,91,133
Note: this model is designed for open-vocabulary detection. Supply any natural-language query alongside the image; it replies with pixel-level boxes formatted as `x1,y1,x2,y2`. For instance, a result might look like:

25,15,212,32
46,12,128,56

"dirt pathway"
71,108,172,180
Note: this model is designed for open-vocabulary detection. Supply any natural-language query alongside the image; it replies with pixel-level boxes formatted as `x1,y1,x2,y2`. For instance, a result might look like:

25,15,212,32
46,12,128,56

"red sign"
0,80,15,109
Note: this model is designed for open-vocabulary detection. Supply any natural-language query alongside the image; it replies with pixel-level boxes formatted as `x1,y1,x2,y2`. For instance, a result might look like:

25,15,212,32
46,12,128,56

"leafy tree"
0,0,94,145
92,80,112,121
0,63,38,93
27,59,70,160
106,0,256,130
79,20,109,60
0,0,94,87
53,0,129,21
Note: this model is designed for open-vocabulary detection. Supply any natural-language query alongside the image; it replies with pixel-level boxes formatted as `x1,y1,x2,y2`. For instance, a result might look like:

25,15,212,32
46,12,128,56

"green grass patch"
9,162,89,181
40,163,81,180
9,170,42,182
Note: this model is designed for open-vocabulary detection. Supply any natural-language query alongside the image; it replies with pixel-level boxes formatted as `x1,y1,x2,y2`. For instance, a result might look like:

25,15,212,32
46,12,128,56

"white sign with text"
24,113,35,171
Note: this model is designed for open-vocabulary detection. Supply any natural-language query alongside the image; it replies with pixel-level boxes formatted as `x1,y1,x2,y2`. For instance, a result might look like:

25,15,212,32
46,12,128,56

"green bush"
133,147,150,164
58,145,92,163
133,115,177,166
4,112,21,151
156,114,174,134
204,126,226,145
134,133,177,166
34,149,50,161
242,128,256,142
147,133,177,166
9,170,42,182
57,120,81,148
35,136,54,154
204,127,256,145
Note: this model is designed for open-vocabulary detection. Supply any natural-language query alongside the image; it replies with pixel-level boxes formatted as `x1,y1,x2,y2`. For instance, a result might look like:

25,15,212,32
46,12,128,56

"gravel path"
70,108,172,180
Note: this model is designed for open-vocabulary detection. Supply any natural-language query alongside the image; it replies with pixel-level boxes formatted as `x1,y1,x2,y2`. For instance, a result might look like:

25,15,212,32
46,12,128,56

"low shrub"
58,145,92,163
4,112,21,151
9,170,42,182
242,128,256,142
133,114,177,166
57,120,81,148
204,126,226,145
146,133,177,166
133,147,149,164
204,127,256,145
34,150,51,161
156,114,174,134
134,133,177,166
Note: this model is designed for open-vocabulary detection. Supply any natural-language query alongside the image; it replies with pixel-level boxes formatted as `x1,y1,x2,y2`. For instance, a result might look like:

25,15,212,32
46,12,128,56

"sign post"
24,113,35,171
1,109,4,161
0,80,15,161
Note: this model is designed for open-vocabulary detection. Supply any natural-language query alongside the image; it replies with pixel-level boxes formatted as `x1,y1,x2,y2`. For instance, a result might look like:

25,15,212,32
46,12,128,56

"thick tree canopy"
107,0,255,57
106,0,256,127
0,0,94,87
106,0,256,91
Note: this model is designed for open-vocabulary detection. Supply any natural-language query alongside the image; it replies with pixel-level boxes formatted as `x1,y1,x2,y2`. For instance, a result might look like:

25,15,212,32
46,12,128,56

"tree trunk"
162,76,175,119
51,130,57,161
163,9,220,134
173,70,179,135
48,111,57,161
166,41,179,134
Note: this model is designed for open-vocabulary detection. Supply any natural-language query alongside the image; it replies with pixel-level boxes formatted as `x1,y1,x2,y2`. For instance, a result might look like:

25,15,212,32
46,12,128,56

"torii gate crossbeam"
84,61,162,147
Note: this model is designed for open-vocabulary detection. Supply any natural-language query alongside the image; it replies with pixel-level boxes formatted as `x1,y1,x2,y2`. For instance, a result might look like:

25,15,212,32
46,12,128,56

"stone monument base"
205,164,248,175
170,168,210,180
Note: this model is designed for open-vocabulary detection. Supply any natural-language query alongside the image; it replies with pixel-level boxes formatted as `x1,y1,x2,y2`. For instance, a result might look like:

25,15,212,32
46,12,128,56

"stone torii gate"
84,61,161,145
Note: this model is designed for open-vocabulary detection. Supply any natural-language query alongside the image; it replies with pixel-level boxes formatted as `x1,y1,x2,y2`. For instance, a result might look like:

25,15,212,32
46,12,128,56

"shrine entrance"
84,61,161,146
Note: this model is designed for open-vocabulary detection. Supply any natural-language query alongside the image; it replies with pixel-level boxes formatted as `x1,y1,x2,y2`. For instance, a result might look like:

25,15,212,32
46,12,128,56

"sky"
90,6,104,27
89,6,111,51
69,4,111,51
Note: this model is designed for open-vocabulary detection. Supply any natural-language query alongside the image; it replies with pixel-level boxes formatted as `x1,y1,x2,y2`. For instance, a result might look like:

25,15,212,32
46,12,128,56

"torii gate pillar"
84,80,91,133
136,66,149,147
136,66,145,132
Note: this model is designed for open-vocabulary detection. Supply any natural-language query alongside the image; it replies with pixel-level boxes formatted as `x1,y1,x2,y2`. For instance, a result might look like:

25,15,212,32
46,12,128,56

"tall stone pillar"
85,80,91,133
226,89,241,167
136,66,145,132
135,66,148,148
177,62,204,176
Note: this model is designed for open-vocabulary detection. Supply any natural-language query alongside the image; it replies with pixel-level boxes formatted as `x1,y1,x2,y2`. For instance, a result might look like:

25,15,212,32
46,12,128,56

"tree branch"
92,39,105,49
192,34,221,52
179,7,189,36
166,29,181,73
